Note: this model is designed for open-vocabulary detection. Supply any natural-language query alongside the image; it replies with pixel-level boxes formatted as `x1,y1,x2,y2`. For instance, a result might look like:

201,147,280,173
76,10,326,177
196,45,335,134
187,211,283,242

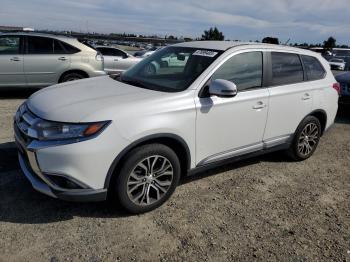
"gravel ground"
0,90,349,262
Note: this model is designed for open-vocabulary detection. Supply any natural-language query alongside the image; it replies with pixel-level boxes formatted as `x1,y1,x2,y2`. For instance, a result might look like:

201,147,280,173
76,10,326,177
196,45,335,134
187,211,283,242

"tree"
262,37,279,44
323,37,336,51
201,27,224,40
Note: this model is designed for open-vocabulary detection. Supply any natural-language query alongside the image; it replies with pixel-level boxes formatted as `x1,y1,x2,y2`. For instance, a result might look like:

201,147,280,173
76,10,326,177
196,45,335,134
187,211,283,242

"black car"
335,72,350,105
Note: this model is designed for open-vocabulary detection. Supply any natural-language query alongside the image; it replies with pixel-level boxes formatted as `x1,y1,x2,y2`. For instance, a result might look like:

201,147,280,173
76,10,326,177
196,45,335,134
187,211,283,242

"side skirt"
187,143,290,176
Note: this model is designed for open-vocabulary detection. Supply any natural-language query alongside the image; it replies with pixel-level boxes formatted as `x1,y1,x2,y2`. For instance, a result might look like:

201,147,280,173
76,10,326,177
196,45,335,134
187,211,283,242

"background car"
95,46,142,74
328,58,346,71
134,46,162,58
0,33,106,88
335,72,350,104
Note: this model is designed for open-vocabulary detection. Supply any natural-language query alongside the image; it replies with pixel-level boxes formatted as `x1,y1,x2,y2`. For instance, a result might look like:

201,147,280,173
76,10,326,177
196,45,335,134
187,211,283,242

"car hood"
27,76,168,122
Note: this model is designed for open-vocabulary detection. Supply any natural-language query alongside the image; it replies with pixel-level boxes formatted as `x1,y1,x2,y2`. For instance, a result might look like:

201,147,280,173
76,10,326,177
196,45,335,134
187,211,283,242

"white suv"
0,33,106,88
14,41,339,213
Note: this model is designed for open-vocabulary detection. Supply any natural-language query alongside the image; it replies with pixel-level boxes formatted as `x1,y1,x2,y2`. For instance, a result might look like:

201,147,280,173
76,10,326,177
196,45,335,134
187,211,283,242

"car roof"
0,32,95,52
0,32,74,41
173,41,318,56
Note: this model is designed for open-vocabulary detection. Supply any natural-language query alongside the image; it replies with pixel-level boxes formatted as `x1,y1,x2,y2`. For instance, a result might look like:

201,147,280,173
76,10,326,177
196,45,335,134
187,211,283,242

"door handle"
114,59,119,61
252,101,267,110
58,57,67,61
10,57,20,62
302,93,311,100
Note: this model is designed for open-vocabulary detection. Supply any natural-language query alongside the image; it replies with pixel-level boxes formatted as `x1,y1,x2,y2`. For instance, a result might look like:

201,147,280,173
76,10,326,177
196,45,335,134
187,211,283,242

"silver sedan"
96,46,142,74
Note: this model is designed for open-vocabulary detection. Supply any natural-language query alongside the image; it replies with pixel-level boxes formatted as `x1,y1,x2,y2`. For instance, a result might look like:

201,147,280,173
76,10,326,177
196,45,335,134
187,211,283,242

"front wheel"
113,144,181,213
287,116,322,161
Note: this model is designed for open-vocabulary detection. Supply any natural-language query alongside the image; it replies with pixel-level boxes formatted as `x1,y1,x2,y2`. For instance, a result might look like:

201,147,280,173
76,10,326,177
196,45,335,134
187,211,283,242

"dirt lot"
0,91,349,262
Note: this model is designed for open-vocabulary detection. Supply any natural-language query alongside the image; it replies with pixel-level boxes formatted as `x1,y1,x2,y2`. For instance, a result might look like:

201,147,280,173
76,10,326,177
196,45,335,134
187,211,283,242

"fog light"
46,174,84,190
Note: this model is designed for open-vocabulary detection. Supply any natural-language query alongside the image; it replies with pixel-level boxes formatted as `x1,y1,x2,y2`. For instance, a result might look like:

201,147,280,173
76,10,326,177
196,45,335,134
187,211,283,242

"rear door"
24,36,70,87
0,35,26,87
263,52,313,144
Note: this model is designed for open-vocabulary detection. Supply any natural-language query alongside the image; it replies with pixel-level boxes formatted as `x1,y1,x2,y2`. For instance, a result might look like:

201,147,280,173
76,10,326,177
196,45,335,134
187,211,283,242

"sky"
1,0,350,44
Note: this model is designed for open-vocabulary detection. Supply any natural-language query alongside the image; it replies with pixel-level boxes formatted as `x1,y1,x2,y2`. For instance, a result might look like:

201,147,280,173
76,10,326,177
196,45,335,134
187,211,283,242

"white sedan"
328,58,346,71
96,46,142,74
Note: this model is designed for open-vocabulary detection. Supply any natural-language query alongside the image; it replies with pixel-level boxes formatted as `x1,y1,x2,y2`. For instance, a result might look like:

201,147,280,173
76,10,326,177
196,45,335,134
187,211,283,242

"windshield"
120,46,222,92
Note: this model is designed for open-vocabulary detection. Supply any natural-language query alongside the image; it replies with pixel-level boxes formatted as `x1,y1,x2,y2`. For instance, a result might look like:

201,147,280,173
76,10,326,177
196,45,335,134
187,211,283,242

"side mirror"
209,79,238,97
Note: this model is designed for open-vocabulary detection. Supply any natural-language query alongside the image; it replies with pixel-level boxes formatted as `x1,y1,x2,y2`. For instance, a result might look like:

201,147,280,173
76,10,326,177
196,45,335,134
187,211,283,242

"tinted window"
271,52,304,85
27,36,53,54
212,52,263,91
110,49,127,58
54,40,66,54
0,36,20,55
53,40,80,54
60,41,80,54
96,47,111,56
301,55,326,81
98,48,126,58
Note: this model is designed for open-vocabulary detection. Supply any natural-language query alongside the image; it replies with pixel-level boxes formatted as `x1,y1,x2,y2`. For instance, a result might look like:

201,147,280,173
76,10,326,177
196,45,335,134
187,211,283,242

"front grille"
15,103,40,143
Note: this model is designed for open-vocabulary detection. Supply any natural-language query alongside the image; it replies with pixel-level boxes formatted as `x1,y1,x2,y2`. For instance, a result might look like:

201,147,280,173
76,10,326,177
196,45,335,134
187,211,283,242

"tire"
113,144,181,214
60,72,86,83
287,116,322,161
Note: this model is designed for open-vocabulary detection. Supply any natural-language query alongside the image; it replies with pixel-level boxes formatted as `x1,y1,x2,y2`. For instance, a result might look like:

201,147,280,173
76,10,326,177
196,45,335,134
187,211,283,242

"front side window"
121,47,222,92
0,36,20,55
27,36,53,54
301,55,326,81
211,52,263,91
271,52,304,86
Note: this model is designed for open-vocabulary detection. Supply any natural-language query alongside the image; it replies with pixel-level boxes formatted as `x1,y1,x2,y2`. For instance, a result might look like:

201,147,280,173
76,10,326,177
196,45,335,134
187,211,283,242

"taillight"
332,83,341,95
95,52,103,61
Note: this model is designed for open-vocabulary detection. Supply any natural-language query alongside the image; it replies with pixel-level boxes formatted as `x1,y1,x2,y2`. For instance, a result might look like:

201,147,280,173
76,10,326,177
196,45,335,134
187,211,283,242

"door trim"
197,134,293,167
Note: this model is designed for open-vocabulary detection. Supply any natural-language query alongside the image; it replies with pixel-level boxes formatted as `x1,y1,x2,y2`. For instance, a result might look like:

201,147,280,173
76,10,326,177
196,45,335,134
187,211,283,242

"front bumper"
15,129,107,202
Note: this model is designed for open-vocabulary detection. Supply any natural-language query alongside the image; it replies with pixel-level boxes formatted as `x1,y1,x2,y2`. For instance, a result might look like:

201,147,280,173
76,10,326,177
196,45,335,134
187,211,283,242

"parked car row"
0,32,167,88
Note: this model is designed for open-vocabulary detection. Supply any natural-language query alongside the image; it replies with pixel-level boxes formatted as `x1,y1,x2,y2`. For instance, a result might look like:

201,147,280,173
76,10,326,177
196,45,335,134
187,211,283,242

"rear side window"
27,36,53,54
301,55,326,81
271,52,304,86
212,52,263,91
0,36,21,55
54,40,80,54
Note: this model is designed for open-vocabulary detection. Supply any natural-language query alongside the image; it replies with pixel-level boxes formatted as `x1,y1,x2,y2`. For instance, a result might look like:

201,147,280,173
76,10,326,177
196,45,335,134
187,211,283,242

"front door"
195,51,269,165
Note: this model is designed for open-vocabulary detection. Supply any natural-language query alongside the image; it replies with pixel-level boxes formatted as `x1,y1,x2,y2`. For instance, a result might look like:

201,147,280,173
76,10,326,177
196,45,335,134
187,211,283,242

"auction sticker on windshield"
193,50,218,57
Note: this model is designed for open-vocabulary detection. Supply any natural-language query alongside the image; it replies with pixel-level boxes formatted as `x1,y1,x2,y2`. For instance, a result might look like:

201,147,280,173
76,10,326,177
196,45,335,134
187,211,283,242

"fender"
104,133,191,189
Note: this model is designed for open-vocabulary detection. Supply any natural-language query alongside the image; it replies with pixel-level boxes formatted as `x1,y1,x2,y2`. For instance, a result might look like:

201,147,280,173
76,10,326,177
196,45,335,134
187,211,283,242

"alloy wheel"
127,155,174,206
297,123,319,157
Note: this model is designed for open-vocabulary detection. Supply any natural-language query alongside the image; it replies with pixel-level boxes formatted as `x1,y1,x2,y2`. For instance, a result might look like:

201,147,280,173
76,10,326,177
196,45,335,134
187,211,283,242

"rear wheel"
288,116,321,161
60,72,86,83
113,144,181,213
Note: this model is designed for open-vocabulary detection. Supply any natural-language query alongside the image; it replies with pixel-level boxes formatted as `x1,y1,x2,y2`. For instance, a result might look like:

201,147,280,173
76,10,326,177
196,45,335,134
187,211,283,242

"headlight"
33,119,110,141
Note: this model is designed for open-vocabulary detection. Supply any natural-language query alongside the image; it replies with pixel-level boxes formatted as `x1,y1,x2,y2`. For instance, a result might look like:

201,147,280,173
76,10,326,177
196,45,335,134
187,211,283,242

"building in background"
0,26,34,32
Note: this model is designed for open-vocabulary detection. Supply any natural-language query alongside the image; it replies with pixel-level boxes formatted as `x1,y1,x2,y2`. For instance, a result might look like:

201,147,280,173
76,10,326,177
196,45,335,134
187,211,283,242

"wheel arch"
58,69,89,83
308,109,327,135
104,133,191,190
